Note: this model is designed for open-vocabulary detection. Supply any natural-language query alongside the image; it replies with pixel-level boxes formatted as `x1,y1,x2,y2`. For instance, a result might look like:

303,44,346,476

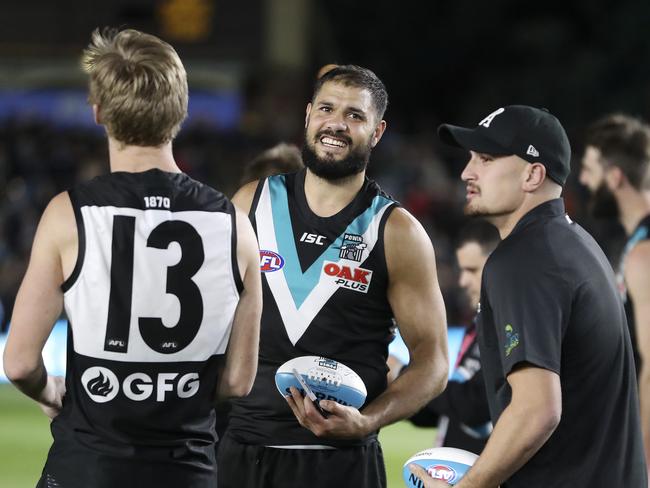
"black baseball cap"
438,105,572,186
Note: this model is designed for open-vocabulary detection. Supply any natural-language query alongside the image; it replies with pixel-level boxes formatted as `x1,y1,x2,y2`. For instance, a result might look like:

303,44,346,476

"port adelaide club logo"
323,234,373,293
338,233,366,262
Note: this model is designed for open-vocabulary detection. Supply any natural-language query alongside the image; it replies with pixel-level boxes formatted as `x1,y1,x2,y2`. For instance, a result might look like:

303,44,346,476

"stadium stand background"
0,0,648,334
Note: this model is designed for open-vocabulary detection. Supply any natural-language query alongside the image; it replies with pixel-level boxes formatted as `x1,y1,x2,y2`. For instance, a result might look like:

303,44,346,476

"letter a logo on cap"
478,107,505,128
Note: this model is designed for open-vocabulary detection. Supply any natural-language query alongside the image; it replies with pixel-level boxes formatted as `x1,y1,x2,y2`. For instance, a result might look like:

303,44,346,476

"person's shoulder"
39,191,76,246
385,207,435,266
163,172,233,213
483,227,547,281
385,207,425,238
71,172,110,193
487,215,587,287
364,176,399,205
232,179,262,214
627,240,650,264
46,191,74,215
182,173,226,197
507,212,571,257
625,241,650,279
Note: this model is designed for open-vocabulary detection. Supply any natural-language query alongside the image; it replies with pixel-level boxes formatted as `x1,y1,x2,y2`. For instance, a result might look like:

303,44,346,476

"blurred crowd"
0,102,627,333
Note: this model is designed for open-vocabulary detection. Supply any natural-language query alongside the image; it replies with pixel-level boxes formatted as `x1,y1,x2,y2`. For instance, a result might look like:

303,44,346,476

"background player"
2,28,261,488
239,142,304,186
218,65,449,488
405,219,497,453
580,113,650,473
412,105,646,487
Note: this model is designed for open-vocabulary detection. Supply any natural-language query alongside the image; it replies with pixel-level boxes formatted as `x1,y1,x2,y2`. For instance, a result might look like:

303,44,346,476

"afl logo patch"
82,366,119,403
260,250,285,272
427,465,457,483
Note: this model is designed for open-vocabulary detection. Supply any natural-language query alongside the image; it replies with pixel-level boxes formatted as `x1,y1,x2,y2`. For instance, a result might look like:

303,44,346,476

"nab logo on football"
260,250,284,272
427,465,457,483
323,260,372,293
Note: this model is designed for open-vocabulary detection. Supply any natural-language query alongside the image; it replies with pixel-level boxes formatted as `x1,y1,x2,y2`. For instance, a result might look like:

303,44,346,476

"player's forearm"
637,367,650,462
4,354,48,402
217,334,259,399
362,352,447,432
216,287,261,399
635,310,650,463
455,397,560,487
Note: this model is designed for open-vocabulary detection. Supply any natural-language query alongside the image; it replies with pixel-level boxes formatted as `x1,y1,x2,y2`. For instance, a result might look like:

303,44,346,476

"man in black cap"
410,105,647,487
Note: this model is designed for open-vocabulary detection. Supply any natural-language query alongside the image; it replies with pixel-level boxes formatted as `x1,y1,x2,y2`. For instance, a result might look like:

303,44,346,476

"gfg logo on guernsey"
260,250,284,272
322,260,373,293
427,465,457,483
81,366,200,403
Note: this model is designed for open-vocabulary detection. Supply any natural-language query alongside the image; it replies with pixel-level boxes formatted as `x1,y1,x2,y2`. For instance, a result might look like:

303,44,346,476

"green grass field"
0,384,435,487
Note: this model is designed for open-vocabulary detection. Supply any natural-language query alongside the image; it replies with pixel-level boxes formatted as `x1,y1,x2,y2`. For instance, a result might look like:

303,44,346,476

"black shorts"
36,451,217,488
217,433,386,488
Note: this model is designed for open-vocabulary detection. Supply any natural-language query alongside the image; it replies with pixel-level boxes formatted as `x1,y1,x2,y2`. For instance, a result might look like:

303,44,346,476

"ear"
304,103,312,129
605,165,624,190
92,104,102,125
370,119,387,148
522,162,546,192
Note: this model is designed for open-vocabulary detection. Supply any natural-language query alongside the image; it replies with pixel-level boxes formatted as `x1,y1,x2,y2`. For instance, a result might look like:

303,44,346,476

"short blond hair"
81,28,188,147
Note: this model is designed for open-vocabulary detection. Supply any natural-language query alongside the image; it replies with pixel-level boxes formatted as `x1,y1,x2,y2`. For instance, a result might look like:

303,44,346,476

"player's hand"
38,375,66,420
408,464,451,488
286,386,371,439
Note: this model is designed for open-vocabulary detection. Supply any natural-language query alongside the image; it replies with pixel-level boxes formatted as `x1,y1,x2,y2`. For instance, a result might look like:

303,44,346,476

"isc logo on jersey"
322,260,373,293
81,366,199,403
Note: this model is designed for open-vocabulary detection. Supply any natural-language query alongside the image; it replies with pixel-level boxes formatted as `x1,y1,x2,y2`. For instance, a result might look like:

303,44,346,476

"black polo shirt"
478,199,646,487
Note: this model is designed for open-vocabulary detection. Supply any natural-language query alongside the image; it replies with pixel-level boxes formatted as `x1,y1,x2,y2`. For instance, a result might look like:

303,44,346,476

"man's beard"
588,183,620,219
463,198,514,221
302,130,372,181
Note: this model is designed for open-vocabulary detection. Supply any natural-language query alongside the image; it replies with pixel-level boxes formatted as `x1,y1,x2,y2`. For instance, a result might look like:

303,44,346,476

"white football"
275,355,367,409
403,447,478,486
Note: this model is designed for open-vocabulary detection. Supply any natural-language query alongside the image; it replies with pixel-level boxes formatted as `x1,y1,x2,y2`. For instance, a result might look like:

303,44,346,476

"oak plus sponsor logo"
81,367,200,403
322,260,373,293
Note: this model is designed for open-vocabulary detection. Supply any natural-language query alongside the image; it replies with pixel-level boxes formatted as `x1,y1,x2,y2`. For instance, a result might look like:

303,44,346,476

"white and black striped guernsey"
228,169,398,447
45,169,242,487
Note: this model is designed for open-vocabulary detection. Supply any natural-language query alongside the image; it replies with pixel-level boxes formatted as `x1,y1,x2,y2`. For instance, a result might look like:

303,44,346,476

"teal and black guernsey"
617,214,650,376
228,169,399,447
